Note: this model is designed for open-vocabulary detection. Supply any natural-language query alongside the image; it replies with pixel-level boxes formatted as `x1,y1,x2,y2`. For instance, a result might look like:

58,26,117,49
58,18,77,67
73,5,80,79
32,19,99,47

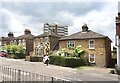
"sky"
0,0,119,47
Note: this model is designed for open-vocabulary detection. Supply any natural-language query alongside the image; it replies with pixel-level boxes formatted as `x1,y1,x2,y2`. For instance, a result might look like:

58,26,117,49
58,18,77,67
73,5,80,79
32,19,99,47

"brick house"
14,29,35,56
1,32,15,45
34,32,61,57
59,24,112,67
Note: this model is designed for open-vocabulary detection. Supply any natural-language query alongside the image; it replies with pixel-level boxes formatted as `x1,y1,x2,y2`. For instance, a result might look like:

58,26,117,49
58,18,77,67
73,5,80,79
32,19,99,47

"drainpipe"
117,35,120,68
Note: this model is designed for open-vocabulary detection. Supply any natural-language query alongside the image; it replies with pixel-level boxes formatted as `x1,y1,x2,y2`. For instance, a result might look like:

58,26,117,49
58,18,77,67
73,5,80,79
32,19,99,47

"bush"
49,56,64,65
49,55,85,68
25,56,43,62
14,53,25,59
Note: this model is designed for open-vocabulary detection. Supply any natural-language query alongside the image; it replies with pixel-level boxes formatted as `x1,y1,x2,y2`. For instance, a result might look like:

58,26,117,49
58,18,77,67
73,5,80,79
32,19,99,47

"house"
14,29,35,56
34,31,62,57
59,24,112,67
1,32,15,45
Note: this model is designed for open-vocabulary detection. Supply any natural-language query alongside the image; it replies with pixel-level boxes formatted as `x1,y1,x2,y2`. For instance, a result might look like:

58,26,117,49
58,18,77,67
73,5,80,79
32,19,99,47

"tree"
56,45,85,58
73,45,84,58
2,44,25,58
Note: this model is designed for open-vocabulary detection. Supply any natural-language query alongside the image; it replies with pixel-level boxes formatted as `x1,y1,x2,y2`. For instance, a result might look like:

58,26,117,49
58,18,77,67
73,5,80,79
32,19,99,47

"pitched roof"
35,32,62,38
2,36,15,41
59,30,111,41
15,34,35,40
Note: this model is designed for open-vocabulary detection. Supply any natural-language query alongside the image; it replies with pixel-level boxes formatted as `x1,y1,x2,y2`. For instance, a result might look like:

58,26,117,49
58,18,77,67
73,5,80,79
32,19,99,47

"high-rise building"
43,23,68,36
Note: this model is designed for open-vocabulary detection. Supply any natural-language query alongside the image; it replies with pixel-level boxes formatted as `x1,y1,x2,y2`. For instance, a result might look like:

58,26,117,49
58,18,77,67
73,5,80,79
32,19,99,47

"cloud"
72,2,117,46
0,1,118,47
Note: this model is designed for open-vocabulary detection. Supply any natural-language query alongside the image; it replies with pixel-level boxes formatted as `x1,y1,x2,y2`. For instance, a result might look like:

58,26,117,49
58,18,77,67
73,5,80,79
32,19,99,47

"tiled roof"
59,30,111,41
36,32,62,38
2,37,15,41
15,34,35,40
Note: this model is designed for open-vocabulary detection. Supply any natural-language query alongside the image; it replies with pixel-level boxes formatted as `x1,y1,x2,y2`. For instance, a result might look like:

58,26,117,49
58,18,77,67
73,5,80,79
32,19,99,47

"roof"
35,32,62,38
59,30,111,41
2,36,15,41
15,34,35,40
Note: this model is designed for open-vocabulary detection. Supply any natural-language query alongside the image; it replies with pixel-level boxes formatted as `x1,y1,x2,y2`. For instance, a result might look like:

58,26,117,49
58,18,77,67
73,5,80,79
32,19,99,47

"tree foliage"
2,44,25,58
56,45,85,58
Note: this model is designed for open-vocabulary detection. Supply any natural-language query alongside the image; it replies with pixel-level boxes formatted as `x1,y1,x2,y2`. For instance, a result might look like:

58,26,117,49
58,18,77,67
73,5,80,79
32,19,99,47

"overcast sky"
0,0,119,46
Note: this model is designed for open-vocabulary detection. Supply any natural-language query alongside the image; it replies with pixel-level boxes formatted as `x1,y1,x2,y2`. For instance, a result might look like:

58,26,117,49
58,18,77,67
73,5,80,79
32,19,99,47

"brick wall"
59,38,111,67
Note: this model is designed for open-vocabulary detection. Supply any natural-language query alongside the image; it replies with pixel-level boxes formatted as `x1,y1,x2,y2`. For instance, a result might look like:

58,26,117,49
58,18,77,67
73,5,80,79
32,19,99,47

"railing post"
52,77,54,83
17,70,21,81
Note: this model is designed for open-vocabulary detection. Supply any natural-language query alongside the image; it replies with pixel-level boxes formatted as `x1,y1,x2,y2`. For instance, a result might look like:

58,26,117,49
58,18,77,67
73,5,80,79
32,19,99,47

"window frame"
40,38,43,45
18,40,22,45
89,40,95,49
35,38,38,46
89,54,95,63
45,36,49,44
67,40,75,48
22,39,26,46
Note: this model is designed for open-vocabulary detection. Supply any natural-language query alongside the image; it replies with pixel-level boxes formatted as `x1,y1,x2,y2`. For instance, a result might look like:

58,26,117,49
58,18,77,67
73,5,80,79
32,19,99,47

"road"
0,57,119,82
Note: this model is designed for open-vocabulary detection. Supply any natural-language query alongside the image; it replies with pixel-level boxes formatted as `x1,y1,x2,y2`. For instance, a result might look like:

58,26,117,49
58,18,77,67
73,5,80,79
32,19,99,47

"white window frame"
18,40,21,45
22,39,26,46
67,41,75,48
45,37,49,44
89,54,95,63
89,40,95,49
0,41,1,46
36,38,38,46
40,38,43,44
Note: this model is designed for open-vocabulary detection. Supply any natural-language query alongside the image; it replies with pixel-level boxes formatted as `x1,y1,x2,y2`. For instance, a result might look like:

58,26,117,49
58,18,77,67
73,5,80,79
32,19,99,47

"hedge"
49,55,85,68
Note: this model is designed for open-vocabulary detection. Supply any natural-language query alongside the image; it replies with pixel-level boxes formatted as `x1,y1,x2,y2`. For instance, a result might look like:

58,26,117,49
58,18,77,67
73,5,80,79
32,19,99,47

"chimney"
24,29,31,35
8,32,14,37
82,24,89,32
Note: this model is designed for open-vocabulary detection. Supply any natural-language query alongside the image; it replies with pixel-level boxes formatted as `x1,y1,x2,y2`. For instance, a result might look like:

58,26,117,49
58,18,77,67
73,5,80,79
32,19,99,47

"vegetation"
56,45,85,58
2,44,25,59
49,55,85,68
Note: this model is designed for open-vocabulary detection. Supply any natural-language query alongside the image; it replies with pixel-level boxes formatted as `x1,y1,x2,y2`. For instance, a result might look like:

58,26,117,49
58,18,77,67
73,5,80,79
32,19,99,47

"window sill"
89,48,95,50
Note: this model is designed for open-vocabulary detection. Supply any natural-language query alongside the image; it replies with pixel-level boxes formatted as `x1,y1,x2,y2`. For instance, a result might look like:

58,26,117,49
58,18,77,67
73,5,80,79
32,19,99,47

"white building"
43,23,68,36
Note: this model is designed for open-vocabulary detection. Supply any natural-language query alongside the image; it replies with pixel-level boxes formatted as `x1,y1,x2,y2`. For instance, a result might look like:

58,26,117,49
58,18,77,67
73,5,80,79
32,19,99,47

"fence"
0,66,72,83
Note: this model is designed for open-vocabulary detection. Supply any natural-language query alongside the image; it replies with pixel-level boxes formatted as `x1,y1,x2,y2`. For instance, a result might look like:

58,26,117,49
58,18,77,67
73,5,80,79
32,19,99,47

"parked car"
0,51,7,57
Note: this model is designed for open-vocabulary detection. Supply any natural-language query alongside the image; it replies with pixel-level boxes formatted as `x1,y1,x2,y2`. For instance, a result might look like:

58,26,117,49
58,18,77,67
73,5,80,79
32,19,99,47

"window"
89,54,95,63
89,40,95,49
67,41,75,48
0,41,1,46
14,40,16,43
36,38,38,46
18,40,21,45
40,38,43,44
45,37,49,44
22,39,26,45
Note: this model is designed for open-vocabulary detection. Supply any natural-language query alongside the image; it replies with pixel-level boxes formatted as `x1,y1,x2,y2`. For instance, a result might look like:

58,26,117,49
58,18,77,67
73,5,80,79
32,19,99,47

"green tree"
73,45,84,58
2,44,25,58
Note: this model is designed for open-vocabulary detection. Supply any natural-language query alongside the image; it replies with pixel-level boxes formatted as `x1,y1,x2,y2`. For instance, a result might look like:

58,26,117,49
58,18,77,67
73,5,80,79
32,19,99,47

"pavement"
0,57,119,81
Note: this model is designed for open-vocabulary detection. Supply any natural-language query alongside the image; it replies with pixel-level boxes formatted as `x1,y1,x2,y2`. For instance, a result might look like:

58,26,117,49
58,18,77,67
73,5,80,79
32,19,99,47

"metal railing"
0,66,72,82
